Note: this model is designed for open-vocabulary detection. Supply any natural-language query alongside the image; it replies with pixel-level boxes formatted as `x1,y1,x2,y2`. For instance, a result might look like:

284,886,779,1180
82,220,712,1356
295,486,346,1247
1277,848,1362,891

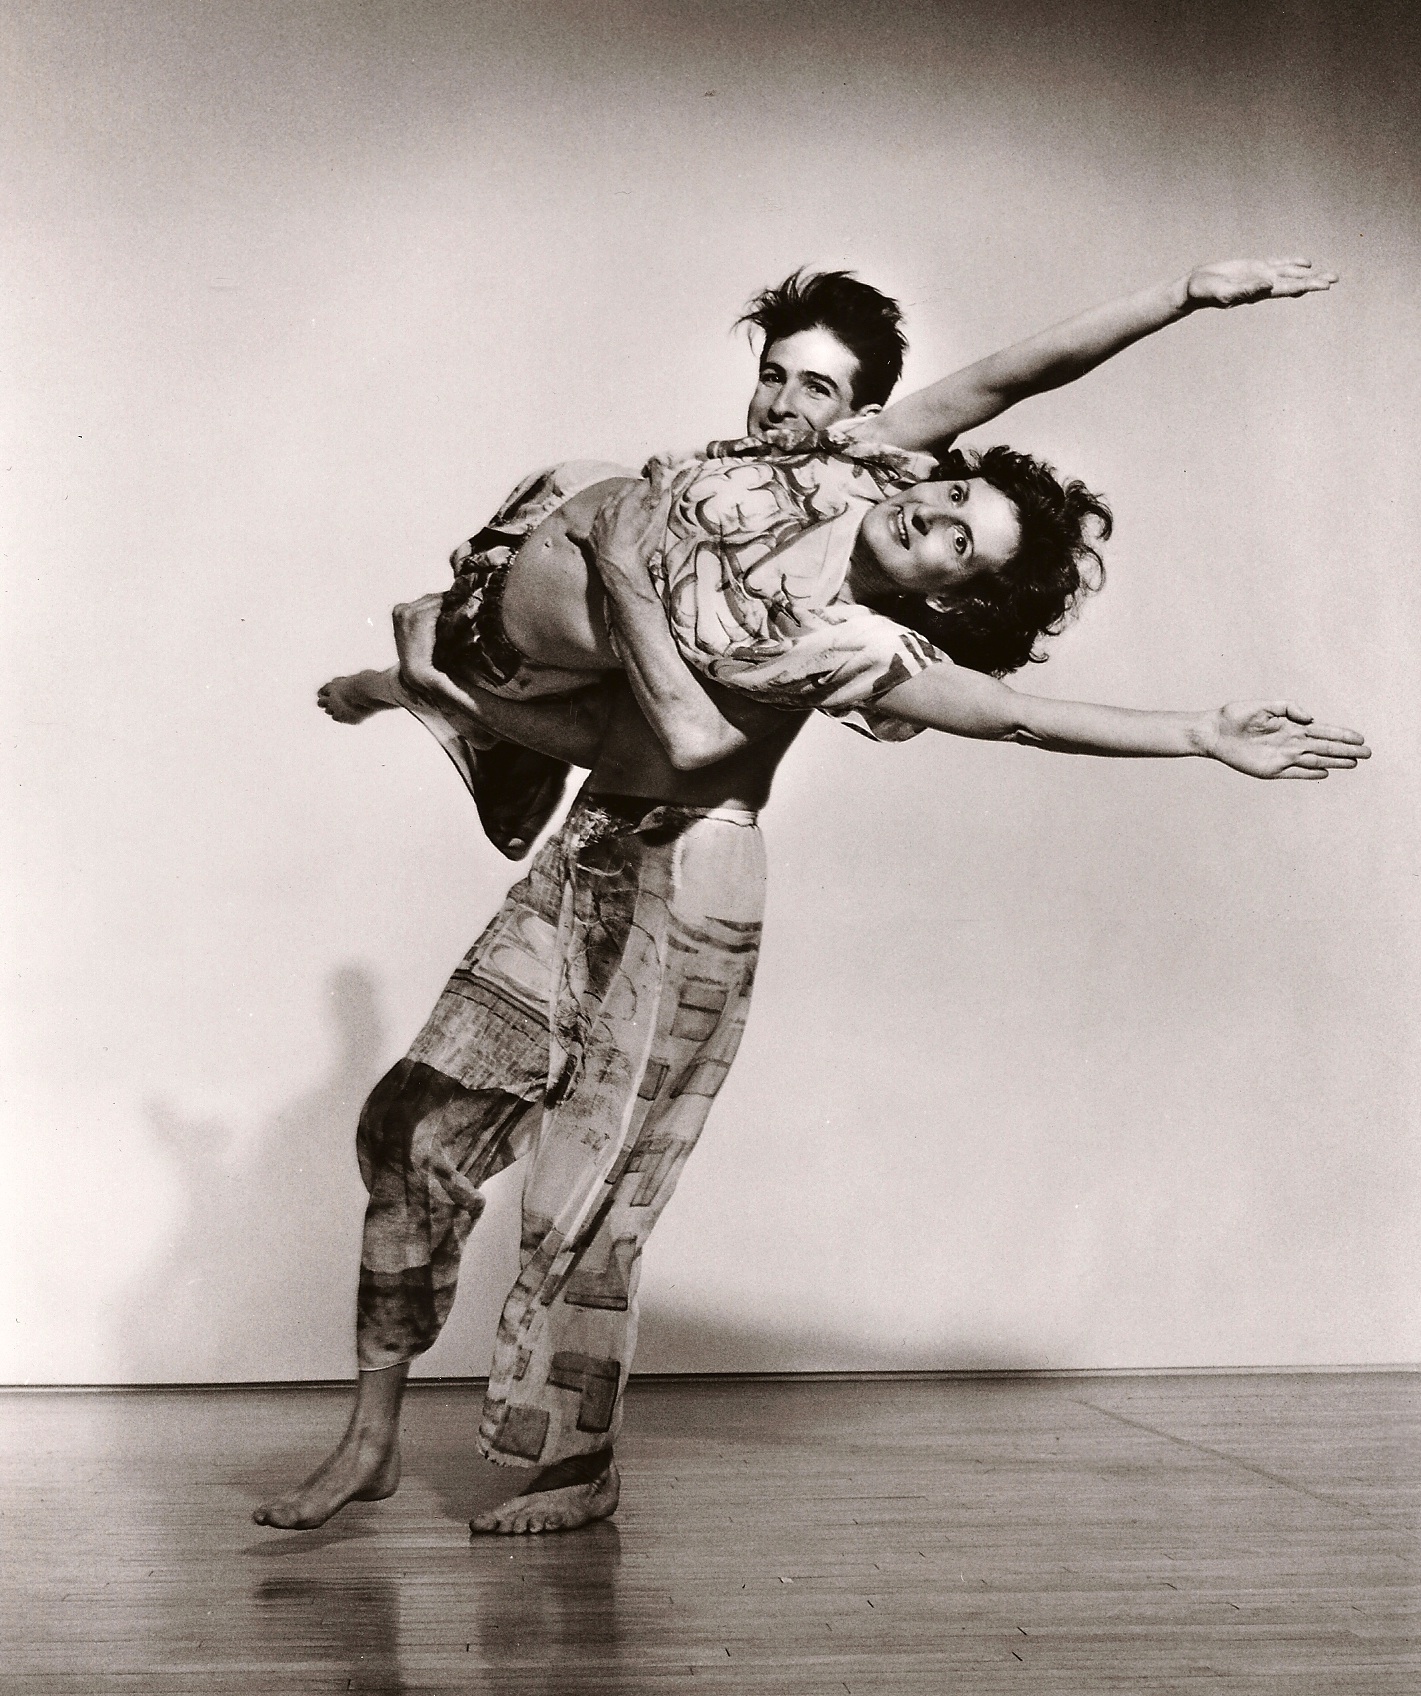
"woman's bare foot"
317,670,402,724
253,1432,400,1530
470,1449,619,1536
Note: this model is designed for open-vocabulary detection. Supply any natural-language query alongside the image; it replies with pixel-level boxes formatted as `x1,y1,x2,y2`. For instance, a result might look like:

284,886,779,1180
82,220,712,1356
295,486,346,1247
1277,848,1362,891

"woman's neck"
843,529,894,603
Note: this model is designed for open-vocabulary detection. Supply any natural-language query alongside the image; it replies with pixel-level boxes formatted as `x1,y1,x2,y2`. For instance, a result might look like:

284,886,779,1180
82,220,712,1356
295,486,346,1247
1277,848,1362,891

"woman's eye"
952,530,969,556
950,484,966,504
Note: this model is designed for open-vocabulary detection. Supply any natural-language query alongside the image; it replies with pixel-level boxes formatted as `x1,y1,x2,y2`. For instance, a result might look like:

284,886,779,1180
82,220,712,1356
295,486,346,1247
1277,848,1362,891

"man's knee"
356,1059,465,1188
356,1058,529,1201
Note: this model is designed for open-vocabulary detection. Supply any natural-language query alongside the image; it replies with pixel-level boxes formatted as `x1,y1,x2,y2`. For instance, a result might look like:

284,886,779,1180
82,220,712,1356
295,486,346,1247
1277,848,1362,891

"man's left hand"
587,476,672,592
392,594,446,700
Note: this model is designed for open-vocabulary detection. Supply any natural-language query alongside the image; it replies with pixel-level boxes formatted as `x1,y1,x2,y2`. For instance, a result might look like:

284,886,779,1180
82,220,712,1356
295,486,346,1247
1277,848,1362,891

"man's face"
745,327,863,437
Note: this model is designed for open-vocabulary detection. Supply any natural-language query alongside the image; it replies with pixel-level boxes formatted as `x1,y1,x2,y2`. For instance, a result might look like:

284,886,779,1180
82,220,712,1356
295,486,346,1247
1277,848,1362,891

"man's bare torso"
587,683,805,810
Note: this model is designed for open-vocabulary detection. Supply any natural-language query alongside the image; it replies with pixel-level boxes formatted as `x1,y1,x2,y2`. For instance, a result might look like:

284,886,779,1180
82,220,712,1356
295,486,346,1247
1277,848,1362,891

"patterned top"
439,431,949,743
637,427,947,742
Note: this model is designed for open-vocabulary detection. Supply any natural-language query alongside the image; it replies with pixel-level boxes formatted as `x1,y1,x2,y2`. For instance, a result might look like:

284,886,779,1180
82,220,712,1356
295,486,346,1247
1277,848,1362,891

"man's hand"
1185,258,1338,311
392,594,447,702
1202,701,1369,779
586,475,671,591
391,593,612,765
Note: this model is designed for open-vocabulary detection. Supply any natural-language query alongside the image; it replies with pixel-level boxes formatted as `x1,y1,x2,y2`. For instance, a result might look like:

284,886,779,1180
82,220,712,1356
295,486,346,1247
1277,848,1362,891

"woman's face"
854,478,1022,599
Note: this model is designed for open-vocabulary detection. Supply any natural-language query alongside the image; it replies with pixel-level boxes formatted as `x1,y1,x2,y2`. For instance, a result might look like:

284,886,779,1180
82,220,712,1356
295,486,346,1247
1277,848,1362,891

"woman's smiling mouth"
892,506,911,550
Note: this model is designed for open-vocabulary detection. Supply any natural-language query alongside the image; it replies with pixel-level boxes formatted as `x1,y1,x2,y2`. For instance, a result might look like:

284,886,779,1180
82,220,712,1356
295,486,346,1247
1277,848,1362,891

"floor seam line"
1070,1397,1387,1524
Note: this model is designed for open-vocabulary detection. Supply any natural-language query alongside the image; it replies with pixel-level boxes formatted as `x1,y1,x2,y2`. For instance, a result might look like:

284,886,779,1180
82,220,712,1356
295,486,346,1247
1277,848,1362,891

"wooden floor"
1,1374,1416,1694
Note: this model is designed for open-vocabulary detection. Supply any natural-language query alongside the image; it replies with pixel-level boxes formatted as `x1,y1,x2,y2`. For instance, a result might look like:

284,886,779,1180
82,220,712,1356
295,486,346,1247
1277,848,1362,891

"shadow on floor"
254,1573,404,1695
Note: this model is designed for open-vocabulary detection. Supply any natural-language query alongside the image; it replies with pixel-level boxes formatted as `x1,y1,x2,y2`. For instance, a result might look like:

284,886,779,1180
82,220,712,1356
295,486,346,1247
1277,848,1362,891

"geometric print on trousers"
479,799,765,1467
348,788,765,1467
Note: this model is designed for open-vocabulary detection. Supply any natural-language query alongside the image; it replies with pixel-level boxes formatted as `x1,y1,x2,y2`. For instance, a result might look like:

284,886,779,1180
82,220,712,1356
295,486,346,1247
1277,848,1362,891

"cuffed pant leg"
355,1062,535,1370
353,823,574,1371
479,803,765,1467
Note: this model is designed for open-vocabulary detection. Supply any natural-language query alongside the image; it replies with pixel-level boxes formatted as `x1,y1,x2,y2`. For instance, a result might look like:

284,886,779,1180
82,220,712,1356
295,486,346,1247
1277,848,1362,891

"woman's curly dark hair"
866,446,1112,677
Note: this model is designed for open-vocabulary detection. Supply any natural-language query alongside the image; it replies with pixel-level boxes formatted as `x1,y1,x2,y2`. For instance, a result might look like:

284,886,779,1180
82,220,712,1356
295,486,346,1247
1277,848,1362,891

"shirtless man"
256,260,1362,1537
323,256,1341,844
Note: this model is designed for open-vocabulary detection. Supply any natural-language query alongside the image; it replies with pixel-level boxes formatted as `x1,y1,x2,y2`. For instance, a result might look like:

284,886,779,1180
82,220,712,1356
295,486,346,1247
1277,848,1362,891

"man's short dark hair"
737,268,908,409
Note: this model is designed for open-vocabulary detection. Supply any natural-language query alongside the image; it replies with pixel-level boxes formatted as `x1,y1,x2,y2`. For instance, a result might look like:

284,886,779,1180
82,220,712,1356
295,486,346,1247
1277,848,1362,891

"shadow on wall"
112,963,1051,1384
633,1302,1051,1376
118,966,386,1383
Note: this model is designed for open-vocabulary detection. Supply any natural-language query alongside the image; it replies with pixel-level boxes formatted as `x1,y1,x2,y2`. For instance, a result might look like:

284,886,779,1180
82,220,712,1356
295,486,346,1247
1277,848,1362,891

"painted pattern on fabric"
638,426,945,740
429,431,946,748
353,793,765,1467
479,796,764,1467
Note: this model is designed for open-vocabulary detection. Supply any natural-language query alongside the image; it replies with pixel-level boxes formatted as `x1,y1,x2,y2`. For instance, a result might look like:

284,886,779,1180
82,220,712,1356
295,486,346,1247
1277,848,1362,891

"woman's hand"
1185,258,1338,310
1201,701,1369,778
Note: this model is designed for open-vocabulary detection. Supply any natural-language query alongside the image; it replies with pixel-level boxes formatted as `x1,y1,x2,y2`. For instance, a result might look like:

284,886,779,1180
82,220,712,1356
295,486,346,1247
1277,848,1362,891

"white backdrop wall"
4,0,1417,1382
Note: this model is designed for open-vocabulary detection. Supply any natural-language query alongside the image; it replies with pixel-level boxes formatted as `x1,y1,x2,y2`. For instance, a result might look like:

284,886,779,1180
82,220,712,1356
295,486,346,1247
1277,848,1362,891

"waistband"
574,791,759,830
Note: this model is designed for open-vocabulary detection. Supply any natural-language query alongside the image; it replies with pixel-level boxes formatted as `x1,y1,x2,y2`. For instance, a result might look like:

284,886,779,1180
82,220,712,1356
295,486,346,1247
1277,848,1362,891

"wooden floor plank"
1,1374,1416,1694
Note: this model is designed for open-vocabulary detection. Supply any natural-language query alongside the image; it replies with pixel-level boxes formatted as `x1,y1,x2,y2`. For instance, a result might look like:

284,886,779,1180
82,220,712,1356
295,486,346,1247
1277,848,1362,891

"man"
255,661,804,1532
255,272,906,1533
257,259,1357,1535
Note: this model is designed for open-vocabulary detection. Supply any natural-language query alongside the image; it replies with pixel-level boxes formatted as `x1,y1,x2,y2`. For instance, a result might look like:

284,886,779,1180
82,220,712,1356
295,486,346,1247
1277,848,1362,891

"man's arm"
874,660,1369,779
863,258,1337,453
389,597,612,766
583,478,797,769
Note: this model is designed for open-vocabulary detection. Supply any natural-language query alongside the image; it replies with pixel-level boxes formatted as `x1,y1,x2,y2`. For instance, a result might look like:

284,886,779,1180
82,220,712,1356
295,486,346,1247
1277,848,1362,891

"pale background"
4,0,1417,1384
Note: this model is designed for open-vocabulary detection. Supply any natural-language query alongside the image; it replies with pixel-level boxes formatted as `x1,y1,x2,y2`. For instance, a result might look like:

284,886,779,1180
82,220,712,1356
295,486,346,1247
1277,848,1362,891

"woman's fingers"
1261,258,1338,294
1306,723,1369,748
1295,751,1361,769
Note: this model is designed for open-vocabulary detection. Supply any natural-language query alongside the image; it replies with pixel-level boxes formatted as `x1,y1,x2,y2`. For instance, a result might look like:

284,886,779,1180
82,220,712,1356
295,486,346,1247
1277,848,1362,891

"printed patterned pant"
355,792,765,1467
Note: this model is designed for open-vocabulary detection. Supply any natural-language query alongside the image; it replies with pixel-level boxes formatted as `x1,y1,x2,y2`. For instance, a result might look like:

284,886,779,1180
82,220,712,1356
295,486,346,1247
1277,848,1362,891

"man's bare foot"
317,671,400,724
252,1434,400,1530
470,1450,620,1536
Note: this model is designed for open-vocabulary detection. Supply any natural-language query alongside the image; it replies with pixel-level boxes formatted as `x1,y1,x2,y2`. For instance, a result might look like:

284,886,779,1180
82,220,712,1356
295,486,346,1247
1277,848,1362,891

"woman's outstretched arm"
862,258,1337,453
874,660,1370,779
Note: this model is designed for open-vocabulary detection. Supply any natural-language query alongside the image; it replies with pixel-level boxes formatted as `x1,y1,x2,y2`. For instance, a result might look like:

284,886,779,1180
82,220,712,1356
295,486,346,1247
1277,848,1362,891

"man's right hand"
392,595,447,702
